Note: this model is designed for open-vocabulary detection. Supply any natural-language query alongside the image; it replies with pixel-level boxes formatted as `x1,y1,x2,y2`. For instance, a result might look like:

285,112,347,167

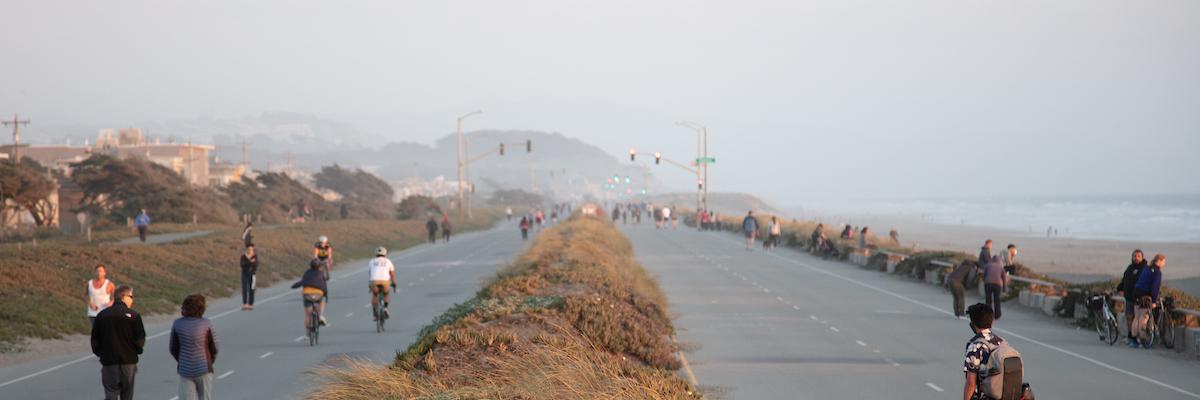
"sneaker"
384,308,390,319
319,316,328,326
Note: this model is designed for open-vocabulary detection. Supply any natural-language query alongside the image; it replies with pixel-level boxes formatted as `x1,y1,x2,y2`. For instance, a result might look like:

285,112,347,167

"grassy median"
308,215,697,400
0,211,498,351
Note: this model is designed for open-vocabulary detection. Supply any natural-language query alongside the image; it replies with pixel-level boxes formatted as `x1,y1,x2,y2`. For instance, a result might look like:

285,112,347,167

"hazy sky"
3,0,1198,205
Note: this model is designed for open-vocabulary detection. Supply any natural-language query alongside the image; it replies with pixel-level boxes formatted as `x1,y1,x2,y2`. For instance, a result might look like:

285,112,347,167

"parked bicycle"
1134,295,1176,349
1085,291,1120,346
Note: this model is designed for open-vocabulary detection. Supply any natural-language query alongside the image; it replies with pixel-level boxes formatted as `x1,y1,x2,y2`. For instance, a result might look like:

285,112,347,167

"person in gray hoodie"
982,255,1010,320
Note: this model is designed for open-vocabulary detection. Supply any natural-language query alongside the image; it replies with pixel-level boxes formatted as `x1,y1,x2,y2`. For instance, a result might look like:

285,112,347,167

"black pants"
442,230,450,242
137,226,147,242
521,228,528,240
101,364,137,400
985,283,1003,320
428,231,436,243
950,282,966,316
241,270,255,305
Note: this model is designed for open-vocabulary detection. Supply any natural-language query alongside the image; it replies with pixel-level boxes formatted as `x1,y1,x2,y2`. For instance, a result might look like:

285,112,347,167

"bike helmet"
375,246,388,256
310,258,322,269
318,235,328,243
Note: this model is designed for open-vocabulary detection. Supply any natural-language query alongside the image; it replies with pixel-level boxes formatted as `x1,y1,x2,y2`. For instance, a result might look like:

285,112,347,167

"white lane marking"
872,349,881,353
745,239,1200,400
830,326,840,333
293,336,305,342
775,296,784,302
0,354,93,388
345,313,353,318
926,382,944,392
792,305,801,310
884,358,901,367
809,315,818,320
217,370,234,380
0,227,499,391
762,288,770,293
259,352,273,359
855,340,867,347
169,396,178,400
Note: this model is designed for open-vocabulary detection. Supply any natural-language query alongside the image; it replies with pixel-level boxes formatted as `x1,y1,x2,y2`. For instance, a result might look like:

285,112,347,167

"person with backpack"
742,211,759,251
963,303,1029,400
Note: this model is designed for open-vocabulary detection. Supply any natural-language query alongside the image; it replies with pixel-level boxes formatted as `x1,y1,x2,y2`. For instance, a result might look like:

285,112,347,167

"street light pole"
677,121,706,213
456,110,482,218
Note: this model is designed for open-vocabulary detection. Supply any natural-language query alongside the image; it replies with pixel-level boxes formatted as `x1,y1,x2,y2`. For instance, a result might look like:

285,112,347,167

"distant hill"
648,192,780,215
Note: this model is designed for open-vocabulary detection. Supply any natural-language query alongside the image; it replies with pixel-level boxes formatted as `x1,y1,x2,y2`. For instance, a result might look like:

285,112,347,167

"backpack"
980,339,1024,400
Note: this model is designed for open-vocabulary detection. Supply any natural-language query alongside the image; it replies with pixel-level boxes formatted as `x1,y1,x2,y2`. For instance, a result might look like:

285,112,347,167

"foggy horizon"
3,0,1198,206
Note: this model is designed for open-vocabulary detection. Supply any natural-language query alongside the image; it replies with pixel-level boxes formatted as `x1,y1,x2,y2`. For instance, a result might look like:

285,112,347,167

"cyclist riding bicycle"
368,247,396,321
291,259,329,328
313,235,334,280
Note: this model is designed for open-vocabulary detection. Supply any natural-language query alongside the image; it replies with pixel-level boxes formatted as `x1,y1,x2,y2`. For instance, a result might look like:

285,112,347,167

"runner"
86,264,116,325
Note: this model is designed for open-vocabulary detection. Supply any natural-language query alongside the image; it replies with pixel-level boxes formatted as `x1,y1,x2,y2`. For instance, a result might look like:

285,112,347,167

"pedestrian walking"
946,261,976,318
441,215,452,242
87,264,116,324
519,216,531,240
240,222,253,248
506,207,513,222
240,245,258,310
982,255,1009,320
134,209,151,243
742,210,759,251
170,294,218,400
425,216,439,244
767,217,782,250
91,285,145,400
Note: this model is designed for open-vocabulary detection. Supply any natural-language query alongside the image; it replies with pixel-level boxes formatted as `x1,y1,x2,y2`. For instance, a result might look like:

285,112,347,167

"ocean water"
804,194,1200,244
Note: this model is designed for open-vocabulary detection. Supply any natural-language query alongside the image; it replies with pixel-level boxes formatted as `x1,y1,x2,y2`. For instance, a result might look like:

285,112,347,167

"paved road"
117,230,213,245
623,224,1200,399
0,224,527,400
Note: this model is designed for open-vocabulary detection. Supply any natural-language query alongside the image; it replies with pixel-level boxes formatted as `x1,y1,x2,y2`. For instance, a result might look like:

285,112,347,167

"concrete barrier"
1186,328,1200,357
1031,293,1045,309
1042,296,1062,317
1019,290,1031,307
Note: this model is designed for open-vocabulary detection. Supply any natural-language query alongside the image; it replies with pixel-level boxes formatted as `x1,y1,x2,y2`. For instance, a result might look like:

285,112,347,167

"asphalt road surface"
622,224,1200,400
0,224,528,400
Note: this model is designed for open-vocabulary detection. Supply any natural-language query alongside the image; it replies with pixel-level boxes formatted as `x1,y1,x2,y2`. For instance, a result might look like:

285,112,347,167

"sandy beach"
822,214,1200,296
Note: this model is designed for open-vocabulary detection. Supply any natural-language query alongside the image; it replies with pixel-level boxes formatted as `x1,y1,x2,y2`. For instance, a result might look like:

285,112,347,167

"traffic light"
654,152,661,165
526,139,532,153
499,143,505,155
698,179,704,190
629,148,636,162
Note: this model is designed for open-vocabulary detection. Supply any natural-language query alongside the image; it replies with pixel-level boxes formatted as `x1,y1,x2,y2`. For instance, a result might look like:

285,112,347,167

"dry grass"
308,215,697,400
0,210,499,349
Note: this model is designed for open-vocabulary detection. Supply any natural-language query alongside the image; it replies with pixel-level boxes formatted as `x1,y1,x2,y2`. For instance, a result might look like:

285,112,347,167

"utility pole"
3,114,31,163
240,136,250,167
455,110,482,218
286,152,294,177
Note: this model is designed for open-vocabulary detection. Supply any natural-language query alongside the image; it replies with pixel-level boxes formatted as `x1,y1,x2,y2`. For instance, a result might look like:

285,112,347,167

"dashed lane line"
217,370,234,380
926,382,944,392
259,352,273,359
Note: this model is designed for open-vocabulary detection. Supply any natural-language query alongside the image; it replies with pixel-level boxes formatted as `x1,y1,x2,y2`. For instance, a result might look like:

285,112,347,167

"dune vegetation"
308,215,697,400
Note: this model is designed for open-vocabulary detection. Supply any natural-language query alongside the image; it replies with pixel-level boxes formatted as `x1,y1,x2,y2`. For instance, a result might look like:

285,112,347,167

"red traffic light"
629,148,636,162
654,152,661,165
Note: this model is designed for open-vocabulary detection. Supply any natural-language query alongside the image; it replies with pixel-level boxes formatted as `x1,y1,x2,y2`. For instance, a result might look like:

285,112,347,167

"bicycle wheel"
1104,318,1120,346
1140,318,1157,348
1161,313,1176,349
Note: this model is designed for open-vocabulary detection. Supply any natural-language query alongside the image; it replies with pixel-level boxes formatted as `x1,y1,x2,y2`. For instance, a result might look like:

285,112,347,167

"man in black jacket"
91,285,146,400
1118,249,1147,345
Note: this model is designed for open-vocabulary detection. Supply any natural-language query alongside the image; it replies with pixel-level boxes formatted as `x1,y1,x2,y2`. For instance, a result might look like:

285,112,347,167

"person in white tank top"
87,264,116,323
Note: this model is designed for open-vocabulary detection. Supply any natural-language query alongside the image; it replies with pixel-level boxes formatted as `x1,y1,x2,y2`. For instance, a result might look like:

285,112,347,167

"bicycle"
372,283,394,333
1085,291,1120,346
1134,295,1176,349
304,294,322,346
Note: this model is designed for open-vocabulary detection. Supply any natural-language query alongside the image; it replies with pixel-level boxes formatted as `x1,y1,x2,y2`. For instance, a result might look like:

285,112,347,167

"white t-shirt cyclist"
369,257,395,284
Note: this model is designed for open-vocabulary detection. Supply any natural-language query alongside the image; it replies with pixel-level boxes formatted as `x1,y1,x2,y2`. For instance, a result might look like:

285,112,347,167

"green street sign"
696,157,716,164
